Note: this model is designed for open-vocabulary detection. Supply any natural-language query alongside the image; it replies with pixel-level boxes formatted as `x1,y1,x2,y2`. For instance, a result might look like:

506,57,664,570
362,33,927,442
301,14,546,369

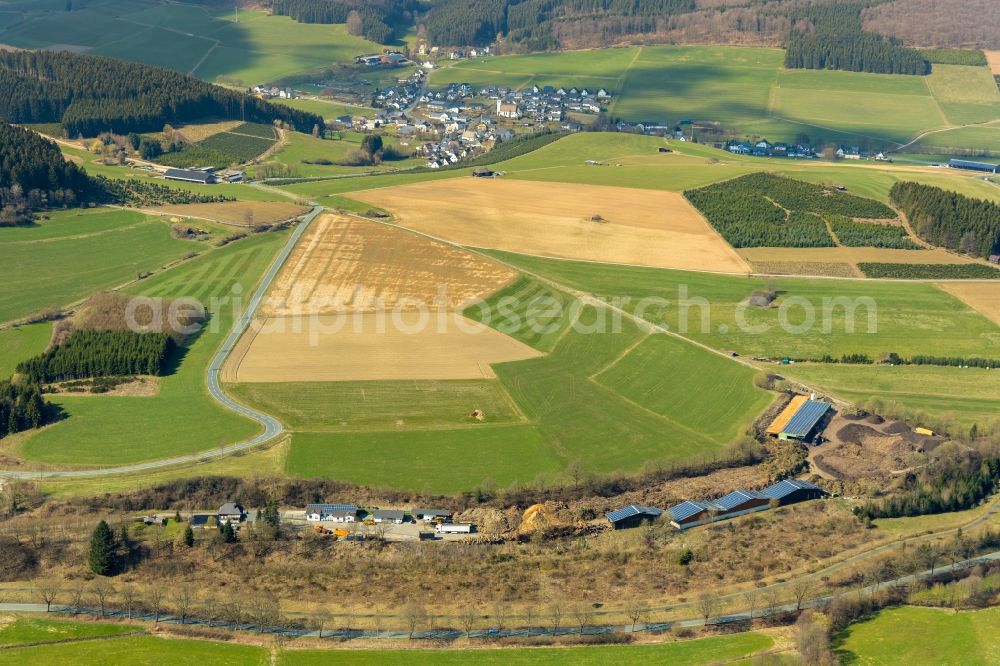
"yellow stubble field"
223,213,538,382
351,179,751,274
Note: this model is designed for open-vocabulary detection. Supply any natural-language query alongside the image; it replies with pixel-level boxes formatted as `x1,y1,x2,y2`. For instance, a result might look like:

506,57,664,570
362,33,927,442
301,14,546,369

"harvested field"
748,261,859,278
261,213,517,316
351,179,750,273
740,246,977,277
938,281,1000,326
154,201,310,227
175,120,243,143
987,51,1000,75
226,313,542,382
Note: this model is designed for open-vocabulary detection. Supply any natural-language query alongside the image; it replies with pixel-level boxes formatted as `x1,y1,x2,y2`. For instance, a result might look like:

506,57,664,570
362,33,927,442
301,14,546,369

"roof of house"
373,509,406,520
783,400,832,437
766,396,809,435
713,489,767,512
164,168,214,183
761,478,824,500
306,503,357,514
606,504,663,523
667,500,712,523
412,508,451,516
218,502,245,515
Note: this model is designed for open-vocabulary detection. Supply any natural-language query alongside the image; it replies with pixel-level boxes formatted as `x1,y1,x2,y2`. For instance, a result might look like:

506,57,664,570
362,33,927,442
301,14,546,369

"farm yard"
352,179,751,273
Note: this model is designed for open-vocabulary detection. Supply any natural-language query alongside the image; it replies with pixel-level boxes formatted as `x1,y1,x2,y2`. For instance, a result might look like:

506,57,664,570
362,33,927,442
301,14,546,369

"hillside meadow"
482,251,1000,361
435,45,1000,150
0,208,196,324
836,606,1000,665
16,232,286,467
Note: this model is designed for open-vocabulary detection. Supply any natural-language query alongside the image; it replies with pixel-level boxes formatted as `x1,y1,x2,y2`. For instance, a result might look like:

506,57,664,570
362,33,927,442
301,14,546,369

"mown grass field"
0,323,51,378
836,606,1000,665
17,232,285,467
0,208,195,324
288,425,561,493
483,251,1000,361
0,1,388,86
780,363,1000,428
0,633,268,666
282,133,1000,207
0,614,136,646
228,379,524,431
255,131,422,179
279,632,775,665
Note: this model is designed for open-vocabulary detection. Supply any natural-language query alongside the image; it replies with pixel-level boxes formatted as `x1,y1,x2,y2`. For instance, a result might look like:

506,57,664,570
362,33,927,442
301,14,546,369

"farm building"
606,504,663,530
766,397,832,442
217,502,246,525
164,168,217,184
761,479,828,505
713,489,771,517
305,503,358,522
372,509,406,524
948,159,999,174
413,508,452,522
668,500,716,530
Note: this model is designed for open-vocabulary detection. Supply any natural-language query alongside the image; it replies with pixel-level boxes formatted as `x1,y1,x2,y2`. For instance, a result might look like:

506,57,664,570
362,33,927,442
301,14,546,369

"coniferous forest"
784,3,930,75
0,51,323,137
0,122,100,225
890,182,1000,258
16,330,175,384
0,381,49,439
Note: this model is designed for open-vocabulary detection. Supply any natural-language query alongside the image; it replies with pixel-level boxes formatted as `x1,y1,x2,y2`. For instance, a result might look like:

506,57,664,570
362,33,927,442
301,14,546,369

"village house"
217,502,246,526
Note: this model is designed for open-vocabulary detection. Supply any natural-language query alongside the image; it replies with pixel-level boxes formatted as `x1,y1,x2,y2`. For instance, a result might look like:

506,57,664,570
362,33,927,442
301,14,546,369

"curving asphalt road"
0,205,324,480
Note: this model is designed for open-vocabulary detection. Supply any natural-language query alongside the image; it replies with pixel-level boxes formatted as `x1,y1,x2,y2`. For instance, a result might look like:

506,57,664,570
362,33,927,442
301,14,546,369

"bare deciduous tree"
791,579,813,611
492,602,510,634
460,606,477,638
172,584,197,625
549,601,563,635
401,603,426,639
91,580,113,618
572,604,595,635
120,585,140,622
35,581,60,612
147,587,165,623
742,589,759,623
624,599,646,632
696,591,720,625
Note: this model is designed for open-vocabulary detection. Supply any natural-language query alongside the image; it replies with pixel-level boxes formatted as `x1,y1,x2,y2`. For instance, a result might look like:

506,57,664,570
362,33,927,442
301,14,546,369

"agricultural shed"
606,504,663,530
412,508,452,521
766,395,808,437
164,168,217,184
668,500,715,530
948,159,999,174
372,509,406,524
780,400,832,441
306,503,358,522
761,479,827,505
712,489,770,517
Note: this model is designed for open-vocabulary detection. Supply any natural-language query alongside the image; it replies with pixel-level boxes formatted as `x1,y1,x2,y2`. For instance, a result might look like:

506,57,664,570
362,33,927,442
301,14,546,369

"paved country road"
0,205,324,481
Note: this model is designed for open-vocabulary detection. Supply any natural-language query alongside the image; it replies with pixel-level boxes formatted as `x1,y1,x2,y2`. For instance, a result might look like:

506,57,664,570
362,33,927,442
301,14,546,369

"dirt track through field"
352,179,750,274
261,213,517,316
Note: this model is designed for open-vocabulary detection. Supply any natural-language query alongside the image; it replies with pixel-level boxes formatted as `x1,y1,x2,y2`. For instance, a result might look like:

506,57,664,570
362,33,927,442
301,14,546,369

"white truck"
435,522,474,534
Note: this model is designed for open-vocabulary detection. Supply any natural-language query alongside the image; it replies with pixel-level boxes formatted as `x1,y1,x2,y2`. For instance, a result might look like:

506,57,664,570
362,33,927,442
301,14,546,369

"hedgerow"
858,263,1000,279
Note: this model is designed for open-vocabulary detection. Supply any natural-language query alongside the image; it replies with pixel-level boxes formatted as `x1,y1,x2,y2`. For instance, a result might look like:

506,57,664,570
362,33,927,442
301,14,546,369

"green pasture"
483,251,1000,361
17,232,285,466
0,634,267,666
0,209,195,324
270,97,375,121
258,131,422,178
781,363,1000,429
0,614,135,647
287,426,561,494
924,64,1000,125
836,606,1000,665
279,632,775,665
0,323,51,378
229,379,524,431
